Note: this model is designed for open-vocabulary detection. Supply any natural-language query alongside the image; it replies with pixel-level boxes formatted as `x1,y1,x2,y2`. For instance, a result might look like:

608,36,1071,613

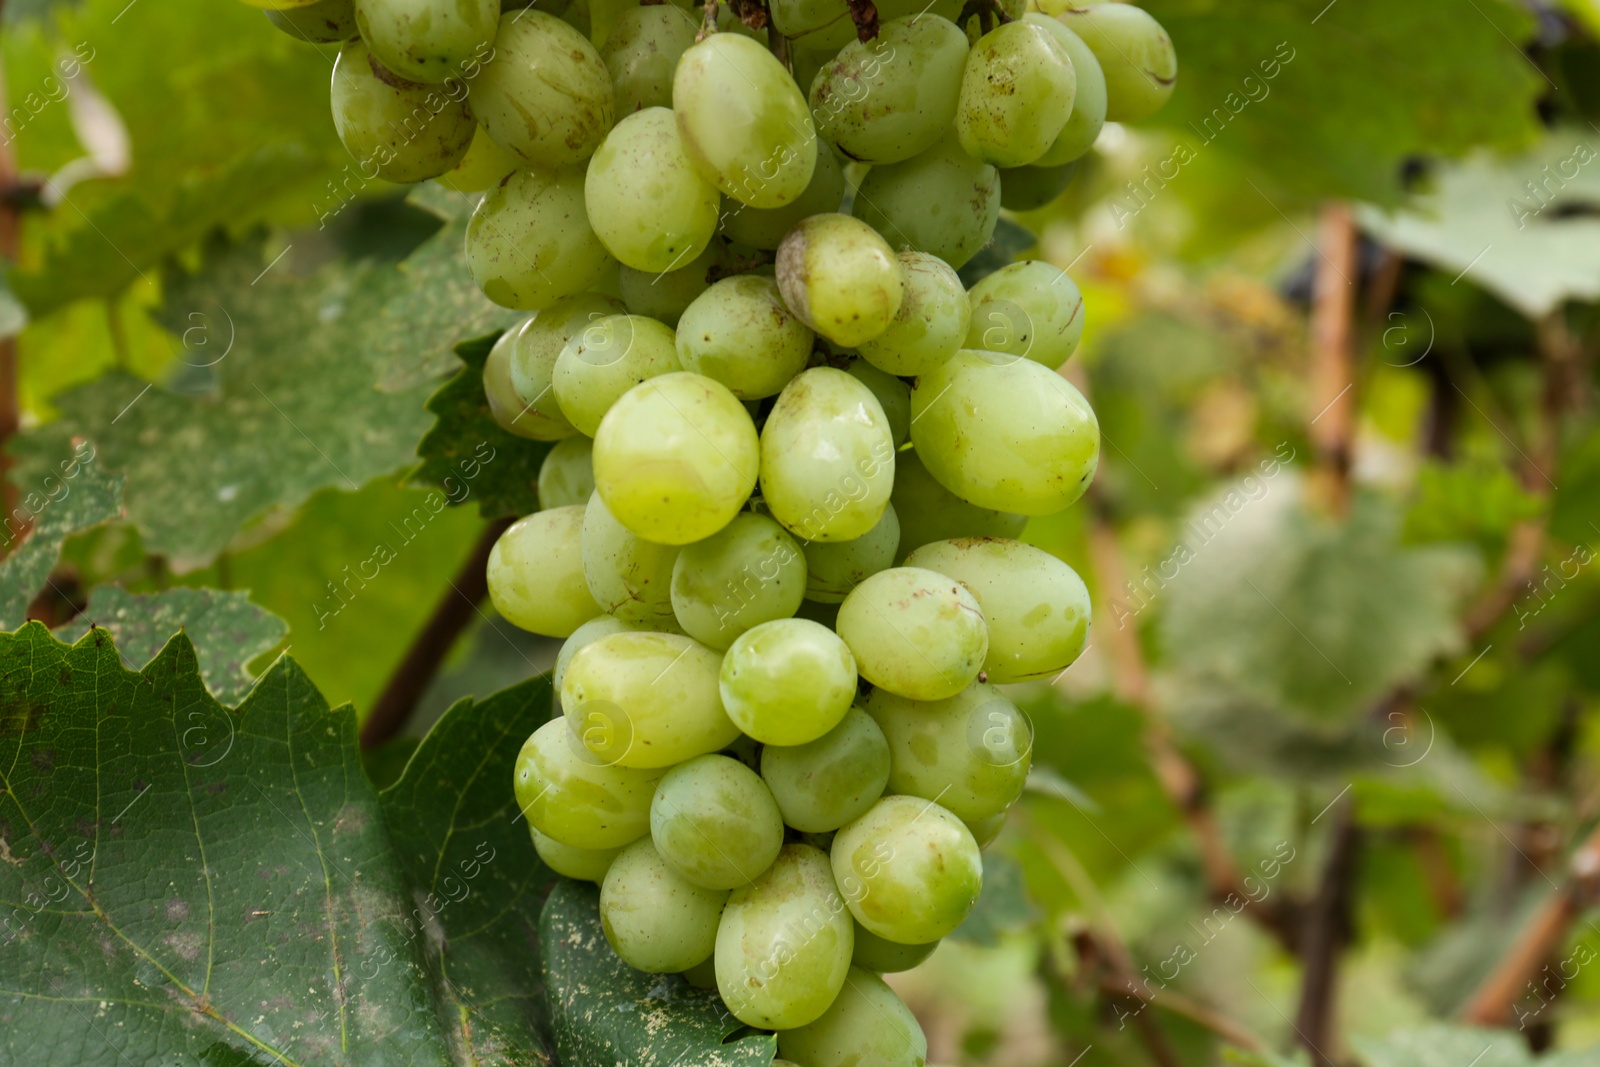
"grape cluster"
256,0,1175,1060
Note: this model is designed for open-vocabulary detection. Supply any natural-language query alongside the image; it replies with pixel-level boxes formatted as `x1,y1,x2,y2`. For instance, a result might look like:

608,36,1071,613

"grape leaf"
1352,1024,1565,1067
0,442,122,628
1158,475,1478,721
50,586,286,704
411,333,551,520
540,879,778,1067
0,621,555,1066
1358,132,1600,318
950,851,1038,946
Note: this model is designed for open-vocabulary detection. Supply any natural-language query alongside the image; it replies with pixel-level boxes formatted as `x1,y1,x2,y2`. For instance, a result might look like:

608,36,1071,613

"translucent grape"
889,447,1027,558
759,367,896,543
650,754,785,889
487,506,601,636
466,166,615,310
759,706,889,832
484,321,577,441
770,0,854,51
777,967,929,1067
469,10,615,165
353,0,497,84
845,360,910,448
719,148,845,250
601,4,700,113
553,613,654,693
835,566,987,701
266,0,357,43
538,434,596,509
715,844,854,1029
671,513,806,649
831,793,982,943
903,536,1090,682
997,160,1077,211
561,631,740,768
851,923,938,973
506,294,626,428
965,259,1084,368
955,19,1075,168
719,618,857,746
1028,14,1106,164
592,372,760,545
864,681,1031,825
809,14,968,165
675,275,814,400
329,40,475,184
619,241,724,327
776,214,904,347
909,349,1100,514
853,129,999,270
674,34,817,209
802,501,899,603
554,313,682,436
1058,3,1175,122
582,490,681,627
586,108,721,274
437,124,521,192
600,838,726,972
513,719,661,849
856,250,970,376
532,826,623,883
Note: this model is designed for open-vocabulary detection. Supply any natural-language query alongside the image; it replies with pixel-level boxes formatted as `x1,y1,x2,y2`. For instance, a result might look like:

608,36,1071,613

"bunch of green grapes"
257,0,1175,1060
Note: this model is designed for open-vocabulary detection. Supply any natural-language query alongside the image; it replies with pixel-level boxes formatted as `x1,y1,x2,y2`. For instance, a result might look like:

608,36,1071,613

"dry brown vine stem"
1305,202,1358,518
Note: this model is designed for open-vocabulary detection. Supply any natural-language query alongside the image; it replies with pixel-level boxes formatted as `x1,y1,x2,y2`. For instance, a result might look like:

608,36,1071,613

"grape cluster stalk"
252,0,1176,1059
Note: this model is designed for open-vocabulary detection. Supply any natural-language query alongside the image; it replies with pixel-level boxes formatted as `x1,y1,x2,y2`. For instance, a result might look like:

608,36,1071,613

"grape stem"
846,0,879,41
699,0,719,39
956,0,1010,33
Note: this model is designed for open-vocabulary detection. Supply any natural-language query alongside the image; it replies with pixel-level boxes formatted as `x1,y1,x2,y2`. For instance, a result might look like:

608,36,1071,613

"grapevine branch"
1306,202,1358,517
1293,792,1361,1067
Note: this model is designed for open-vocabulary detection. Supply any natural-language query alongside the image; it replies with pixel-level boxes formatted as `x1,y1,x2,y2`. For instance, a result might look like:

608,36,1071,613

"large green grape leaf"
540,879,778,1067
1141,0,1542,208
13,239,434,567
0,621,555,1065
51,586,286,704
412,333,551,520
1358,133,1600,318
1158,475,1478,721
0,442,122,628
1354,1024,1596,1067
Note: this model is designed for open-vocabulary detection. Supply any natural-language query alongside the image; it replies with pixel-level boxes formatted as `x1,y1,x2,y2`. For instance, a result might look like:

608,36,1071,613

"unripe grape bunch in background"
255,0,1175,1059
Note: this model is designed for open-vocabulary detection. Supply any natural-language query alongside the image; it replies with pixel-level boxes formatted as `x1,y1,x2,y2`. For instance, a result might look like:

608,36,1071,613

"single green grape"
466,166,615,310
676,275,814,400
856,250,970,376
851,922,938,973
553,613,655,693
854,129,999,270
513,719,662,848
354,0,497,84
436,124,522,192
955,19,1075,168
719,148,845,250
770,0,856,53
997,160,1078,211
561,630,740,768
864,681,1031,825
484,319,578,440
835,566,987,701
965,259,1084,368
809,14,968,165
553,313,681,436
890,447,1027,558
469,10,616,165
582,490,681,627
586,0,634,48
506,294,626,414
601,4,700,113
531,826,623,883
832,794,982,943
759,706,889,832
266,0,357,42
538,435,596,509
845,360,910,448
650,753,786,889
909,349,1099,514
803,502,899,603
759,367,896,543
1028,14,1106,164
600,837,727,972
330,40,476,184
719,618,858,746
1058,3,1175,122
903,536,1090,682
777,967,929,1067
716,844,854,1029
586,108,721,274
776,214,904,347
671,513,807,649
487,507,601,636
618,240,725,327
592,372,760,545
